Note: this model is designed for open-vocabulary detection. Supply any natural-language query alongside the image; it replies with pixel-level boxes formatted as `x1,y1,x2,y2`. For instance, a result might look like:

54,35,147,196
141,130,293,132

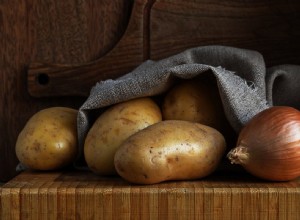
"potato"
162,77,237,147
162,78,224,129
15,107,78,170
84,97,162,175
114,120,226,184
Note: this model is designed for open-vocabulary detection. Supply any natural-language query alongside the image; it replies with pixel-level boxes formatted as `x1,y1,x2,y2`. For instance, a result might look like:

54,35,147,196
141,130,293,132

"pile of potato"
16,77,236,184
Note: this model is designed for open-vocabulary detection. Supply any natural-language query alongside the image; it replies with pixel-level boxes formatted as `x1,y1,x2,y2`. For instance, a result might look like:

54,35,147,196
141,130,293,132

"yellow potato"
114,120,226,184
162,77,237,147
15,107,78,170
84,97,162,175
162,78,224,130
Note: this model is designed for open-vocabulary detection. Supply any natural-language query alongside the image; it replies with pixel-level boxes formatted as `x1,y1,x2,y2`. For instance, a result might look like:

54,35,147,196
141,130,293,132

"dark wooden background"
0,0,132,182
1,0,300,182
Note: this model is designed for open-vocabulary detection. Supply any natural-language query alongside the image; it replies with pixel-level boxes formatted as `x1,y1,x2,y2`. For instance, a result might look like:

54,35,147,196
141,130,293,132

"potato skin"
84,97,162,175
162,79,224,130
162,79,237,147
15,107,78,171
114,120,226,184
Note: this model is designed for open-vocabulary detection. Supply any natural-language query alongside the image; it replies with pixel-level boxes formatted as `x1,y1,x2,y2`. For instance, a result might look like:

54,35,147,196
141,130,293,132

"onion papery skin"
227,106,300,181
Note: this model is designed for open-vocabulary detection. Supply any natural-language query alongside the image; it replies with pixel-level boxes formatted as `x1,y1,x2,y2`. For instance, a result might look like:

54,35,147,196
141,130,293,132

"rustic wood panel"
26,0,300,97
27,0,151,97
1,170,300,219
150,0,300,66
29,0,132,63
0,0,132,182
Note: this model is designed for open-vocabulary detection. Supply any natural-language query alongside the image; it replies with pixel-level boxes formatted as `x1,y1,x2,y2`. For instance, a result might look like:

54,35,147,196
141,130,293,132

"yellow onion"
227,106,300,181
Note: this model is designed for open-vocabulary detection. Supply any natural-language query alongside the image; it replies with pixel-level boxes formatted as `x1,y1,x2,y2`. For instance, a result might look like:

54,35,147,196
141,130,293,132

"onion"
227,106,300,181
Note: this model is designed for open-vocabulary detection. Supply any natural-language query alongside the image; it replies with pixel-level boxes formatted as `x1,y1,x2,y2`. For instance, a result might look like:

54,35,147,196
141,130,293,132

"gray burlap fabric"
75,45,300,166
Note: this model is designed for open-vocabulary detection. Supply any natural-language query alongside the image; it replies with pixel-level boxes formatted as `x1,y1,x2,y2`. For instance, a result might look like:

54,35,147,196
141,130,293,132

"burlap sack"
53,45,294,168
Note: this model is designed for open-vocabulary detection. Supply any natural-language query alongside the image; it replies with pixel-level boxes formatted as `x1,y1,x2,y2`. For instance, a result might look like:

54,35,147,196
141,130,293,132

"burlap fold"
76,45,300,166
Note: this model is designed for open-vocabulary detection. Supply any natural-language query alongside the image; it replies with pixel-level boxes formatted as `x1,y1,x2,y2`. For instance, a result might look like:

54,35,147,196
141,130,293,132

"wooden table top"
1,170,300,220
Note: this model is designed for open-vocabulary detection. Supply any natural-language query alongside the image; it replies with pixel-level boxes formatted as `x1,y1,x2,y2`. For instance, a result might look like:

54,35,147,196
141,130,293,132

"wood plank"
150,0,300,67
1,171,300,219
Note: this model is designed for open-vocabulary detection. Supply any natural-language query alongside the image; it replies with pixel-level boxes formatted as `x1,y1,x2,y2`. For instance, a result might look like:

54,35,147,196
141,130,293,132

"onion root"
227,146,249,165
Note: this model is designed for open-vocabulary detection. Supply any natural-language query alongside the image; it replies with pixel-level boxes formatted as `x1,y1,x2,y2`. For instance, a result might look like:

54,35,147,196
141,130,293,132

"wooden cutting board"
1,170,300,220
27,0,300,97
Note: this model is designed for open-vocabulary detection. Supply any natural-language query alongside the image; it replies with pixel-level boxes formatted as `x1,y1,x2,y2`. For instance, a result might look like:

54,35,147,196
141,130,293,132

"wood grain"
27,0,151,97
0,0,131,182
29,0,132,63
1,171,300,219
150,0,300,65
26,0,300,97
